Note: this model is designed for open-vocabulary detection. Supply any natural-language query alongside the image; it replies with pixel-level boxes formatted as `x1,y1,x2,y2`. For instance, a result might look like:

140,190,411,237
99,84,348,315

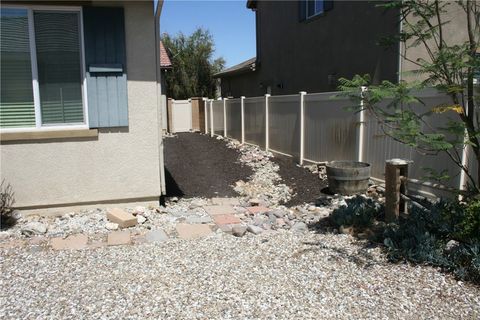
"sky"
160,0,256,68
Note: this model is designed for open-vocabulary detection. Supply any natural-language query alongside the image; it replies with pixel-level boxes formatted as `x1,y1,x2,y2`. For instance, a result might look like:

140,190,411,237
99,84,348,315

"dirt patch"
164,133,252,198
272,155,327,206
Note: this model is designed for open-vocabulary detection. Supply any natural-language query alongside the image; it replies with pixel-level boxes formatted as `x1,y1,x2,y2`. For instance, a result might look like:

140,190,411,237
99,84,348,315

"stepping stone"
203,205,236,216
51,234,88,250
88,241,107,249
212,214,241,225
107,208,137,228
145,229,168,243
107,231,131,246
211,198,240,206
176,223,212,239
186,216,212,224
246,206,270,215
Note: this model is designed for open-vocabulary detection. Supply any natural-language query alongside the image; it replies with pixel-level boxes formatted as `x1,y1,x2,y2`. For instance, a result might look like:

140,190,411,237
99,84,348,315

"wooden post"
385,159,410,222
241,96,245,144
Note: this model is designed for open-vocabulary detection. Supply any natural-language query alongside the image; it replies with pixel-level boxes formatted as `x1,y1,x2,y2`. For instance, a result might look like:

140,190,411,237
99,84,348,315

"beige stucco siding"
0,1,163,208
400,3,468,82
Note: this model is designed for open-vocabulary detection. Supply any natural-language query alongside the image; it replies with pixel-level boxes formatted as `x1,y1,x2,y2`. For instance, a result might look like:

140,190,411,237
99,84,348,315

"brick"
51,234,88,250
176,223,212,239
203,205,236,216
212,214,241,225
107,208,137,228
107,231,131,246
211,198,240,206
246,206,270,215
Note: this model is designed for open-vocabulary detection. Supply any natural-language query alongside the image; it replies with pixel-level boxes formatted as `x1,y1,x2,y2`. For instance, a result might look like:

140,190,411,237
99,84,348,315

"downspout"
154,0,166,196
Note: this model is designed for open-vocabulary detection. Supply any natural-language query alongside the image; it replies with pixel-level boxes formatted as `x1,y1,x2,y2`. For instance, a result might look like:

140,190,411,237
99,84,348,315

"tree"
162,28,225,99
339,0,480,193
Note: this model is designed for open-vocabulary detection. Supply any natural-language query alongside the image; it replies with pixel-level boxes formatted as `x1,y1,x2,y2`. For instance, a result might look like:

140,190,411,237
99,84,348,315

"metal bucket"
326,161,371,195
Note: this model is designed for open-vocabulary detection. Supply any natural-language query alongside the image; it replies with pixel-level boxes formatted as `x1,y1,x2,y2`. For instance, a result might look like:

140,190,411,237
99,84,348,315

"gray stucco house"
215,0,400,97
0,0,166,208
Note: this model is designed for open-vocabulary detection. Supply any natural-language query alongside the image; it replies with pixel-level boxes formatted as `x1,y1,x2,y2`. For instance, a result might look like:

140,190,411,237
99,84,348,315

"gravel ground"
164,133,252,198
1,232,479,319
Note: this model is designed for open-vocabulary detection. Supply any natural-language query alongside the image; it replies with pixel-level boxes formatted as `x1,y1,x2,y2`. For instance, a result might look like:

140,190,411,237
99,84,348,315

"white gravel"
1,231,478,319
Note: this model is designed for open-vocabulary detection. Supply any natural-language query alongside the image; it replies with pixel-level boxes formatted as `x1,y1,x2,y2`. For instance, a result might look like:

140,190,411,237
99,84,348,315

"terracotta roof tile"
160,41,172,68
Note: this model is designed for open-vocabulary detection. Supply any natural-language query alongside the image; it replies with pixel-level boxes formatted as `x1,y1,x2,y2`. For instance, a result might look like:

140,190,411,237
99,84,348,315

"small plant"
330,195,383,229
0,180,16,229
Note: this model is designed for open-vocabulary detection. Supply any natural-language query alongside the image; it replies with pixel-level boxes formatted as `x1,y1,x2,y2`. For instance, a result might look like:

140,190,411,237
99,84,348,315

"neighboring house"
215,0,400,97
0,1,166,208
160,41,172,131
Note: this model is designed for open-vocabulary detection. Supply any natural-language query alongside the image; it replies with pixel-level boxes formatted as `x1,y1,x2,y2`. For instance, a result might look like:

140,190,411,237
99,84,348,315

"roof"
246,0,257,10
213,57,256,78
160,41,172,69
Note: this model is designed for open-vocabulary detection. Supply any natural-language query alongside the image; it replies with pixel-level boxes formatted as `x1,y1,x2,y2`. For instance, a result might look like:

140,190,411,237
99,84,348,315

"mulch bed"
271,155,328,207
164,133,252,198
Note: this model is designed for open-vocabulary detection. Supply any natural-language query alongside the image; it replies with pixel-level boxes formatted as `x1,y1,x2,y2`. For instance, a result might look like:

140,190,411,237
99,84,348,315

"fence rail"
205,91,478,198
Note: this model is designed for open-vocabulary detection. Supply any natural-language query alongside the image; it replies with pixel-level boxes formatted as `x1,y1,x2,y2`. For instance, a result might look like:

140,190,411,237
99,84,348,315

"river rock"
21,222,47,236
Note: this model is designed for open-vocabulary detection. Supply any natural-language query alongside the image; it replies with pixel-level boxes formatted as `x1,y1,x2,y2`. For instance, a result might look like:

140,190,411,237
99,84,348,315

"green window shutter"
83,7,128,128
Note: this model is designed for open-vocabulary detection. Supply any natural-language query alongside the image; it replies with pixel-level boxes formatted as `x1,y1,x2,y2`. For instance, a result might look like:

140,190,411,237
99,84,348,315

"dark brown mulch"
271,155,328,207
164,133,252,198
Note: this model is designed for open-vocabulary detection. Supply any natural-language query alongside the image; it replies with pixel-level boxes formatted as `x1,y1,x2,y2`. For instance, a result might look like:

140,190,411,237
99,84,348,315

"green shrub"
330,195,383,228
383,200,480,283
0,180,15,229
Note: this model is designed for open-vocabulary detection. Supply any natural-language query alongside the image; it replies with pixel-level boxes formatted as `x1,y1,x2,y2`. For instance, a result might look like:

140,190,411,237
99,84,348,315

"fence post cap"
265,94,271,97
240,96,245,99
299,91,307,95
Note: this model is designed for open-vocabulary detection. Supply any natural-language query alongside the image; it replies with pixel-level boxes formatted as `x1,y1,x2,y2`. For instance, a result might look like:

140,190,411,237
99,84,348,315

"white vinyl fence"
205,90,478,198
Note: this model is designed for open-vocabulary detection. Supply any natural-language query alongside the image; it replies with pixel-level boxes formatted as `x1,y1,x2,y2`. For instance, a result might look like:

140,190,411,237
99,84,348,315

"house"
160,41,172,131
215,0,400,97
0,0,166,209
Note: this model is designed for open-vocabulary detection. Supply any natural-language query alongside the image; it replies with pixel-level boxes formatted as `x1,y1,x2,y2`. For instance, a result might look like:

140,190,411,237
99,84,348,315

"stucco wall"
0,1,163,208
400,2,468,82
221,1,399,98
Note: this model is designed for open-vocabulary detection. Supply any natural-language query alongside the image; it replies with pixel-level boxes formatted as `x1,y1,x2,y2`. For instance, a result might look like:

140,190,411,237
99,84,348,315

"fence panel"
205,100,211,134
212,100,224,136
244,96,266,148
226,98,242,141
268,94,301,157
304,92,357,162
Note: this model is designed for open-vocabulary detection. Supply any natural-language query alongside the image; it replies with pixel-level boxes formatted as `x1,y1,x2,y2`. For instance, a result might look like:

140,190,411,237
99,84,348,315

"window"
0,6,86,130
299,0,333,21
307,0,324,18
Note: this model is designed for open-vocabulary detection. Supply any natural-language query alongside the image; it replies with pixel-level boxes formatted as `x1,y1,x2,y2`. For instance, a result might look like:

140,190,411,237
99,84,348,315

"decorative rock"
21,222,47,236
218,224,233,234
203,205,236,216
212,197,240,206
51,234,88,250
339,225,354,235
106,208,137,228
105,222,119,231
232,225,247,237
249,198,261,206
445,240,460,253
271,210,286,218
134,206,146,214
145,229,168,243
308,205,316,211
107,231,131,246
246,206,269,215
137,215,147,224
176,224,212,239
247,225,264,235
186,216,212,224
0,231,11,240
212,214,241,225
291,222,308,233
189,199,205,209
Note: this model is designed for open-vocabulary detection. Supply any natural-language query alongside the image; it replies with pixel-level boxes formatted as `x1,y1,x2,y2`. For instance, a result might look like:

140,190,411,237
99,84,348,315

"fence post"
203,97,208,134
299,91,307,165
265,94,270,151
241,96,245,144
356,86,367,162
223,98,227,138
209,100,214,137
385,159,409,222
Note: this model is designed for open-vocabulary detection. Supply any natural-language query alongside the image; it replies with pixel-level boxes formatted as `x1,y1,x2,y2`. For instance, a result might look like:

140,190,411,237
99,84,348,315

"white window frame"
306,0,324,19
0,4,89,133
